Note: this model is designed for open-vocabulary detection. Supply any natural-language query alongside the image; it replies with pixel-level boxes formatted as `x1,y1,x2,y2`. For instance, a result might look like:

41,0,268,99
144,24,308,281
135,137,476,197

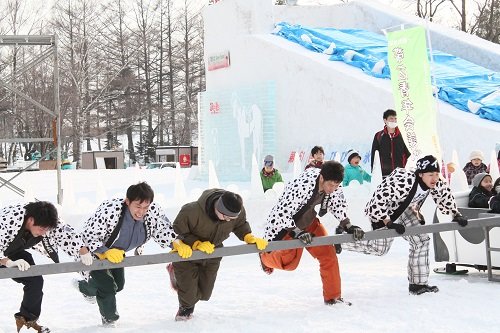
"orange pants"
260,218,341,301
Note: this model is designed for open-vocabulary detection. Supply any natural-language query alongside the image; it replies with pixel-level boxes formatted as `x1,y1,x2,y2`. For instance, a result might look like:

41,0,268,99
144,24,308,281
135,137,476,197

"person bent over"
342,155,468,295
0,201,92,332
170,189,267,321
261,161,364,305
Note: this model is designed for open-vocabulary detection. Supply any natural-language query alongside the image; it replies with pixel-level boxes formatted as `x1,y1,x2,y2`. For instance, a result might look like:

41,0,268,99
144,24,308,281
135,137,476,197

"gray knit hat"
215,191,242,218
472,173,491,188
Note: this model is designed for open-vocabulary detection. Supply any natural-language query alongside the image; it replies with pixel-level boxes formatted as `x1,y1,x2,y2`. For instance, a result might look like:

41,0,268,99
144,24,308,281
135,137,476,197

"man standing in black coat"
371,109,411,177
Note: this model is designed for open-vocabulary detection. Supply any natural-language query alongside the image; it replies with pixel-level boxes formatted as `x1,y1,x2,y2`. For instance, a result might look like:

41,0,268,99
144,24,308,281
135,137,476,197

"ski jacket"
489,194,500,213
0,203,84,262
260,168,284,192
264,168,348,241
173,189,252,247
81,198,176,255
343,164,371,187
468,186,493,209
463,162,488,185
365,168,459,223
371,126,410,176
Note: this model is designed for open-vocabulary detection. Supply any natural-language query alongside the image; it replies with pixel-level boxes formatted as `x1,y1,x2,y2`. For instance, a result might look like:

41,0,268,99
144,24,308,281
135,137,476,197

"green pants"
173,257,222,308
79,268,125,321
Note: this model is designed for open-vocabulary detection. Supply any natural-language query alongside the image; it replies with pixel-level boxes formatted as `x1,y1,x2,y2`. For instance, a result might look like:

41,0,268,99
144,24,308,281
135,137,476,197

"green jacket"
260,168,284,191
343,164,371,187
173,189,252,247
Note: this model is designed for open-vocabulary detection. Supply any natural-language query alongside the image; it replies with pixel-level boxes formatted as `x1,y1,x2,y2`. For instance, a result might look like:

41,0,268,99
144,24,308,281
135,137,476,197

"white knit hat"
469,150,484,161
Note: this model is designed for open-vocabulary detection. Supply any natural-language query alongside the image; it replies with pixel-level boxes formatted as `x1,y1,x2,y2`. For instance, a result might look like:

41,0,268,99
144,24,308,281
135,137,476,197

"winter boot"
15,314,50,333
409,284,439,295
101,316,118,328
72,279,96,304
324,298,352,306
175,306,194,321
258,253,273,275
167,263,178,292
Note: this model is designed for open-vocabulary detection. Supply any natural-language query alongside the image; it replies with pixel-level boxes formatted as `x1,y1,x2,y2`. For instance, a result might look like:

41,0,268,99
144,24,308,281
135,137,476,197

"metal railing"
2,216,500,279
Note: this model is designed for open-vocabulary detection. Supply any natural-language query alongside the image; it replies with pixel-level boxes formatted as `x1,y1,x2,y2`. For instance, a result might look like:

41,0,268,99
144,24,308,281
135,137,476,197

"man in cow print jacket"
0,201,92,333
343,155,468,295
261,161,365,306
74,182,177,326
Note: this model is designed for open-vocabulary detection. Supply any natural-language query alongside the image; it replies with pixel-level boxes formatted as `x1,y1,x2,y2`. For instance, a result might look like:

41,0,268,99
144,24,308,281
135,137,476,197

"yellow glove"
172,240,193,259
95,248,125,263
192,240,215,254
244,233,268,251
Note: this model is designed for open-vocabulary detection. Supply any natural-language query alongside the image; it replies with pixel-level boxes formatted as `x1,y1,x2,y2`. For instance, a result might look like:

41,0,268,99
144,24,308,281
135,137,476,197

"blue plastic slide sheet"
273,22,500,122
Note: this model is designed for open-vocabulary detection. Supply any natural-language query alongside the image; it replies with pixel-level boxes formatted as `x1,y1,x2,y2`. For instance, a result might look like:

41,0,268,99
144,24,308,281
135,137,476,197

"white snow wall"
203,0,500,171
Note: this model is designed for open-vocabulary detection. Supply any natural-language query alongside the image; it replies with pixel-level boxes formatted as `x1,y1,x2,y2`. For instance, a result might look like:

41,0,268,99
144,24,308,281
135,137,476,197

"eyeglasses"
264,161,273,167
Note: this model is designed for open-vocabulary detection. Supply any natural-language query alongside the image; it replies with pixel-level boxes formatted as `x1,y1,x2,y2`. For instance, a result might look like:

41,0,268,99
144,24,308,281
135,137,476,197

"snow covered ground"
1,168,500,332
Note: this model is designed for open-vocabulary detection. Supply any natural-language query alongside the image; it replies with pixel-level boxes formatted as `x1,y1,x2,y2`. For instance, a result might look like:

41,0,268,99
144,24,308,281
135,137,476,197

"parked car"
146,162,177,169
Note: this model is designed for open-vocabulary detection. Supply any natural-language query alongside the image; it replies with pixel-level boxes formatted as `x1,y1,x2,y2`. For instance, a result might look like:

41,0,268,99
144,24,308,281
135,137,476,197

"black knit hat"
215,191,242,218
415,155,440,173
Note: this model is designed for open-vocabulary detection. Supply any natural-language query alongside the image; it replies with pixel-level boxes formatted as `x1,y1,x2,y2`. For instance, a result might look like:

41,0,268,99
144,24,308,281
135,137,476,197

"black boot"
409,284,439,295
175,305,195,321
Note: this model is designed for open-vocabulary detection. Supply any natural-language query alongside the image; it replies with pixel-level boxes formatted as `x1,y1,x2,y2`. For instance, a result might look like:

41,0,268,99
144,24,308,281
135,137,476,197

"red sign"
179,154,191,167
209,102,220,114
207,51,230,71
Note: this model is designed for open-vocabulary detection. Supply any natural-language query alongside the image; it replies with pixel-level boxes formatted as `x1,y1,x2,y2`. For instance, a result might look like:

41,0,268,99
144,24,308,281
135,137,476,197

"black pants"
0,251,43,321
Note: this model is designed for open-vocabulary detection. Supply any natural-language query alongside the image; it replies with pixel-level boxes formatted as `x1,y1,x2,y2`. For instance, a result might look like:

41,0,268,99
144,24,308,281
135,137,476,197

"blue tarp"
273,22,500,123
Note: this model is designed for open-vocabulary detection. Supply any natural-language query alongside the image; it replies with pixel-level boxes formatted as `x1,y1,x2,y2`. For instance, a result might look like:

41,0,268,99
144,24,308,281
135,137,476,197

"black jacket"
468,186,492,209
371,126,410,176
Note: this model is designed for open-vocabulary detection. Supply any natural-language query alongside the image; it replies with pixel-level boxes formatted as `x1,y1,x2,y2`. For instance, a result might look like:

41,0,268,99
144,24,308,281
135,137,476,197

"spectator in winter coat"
342,149,371,186
342,155,468,295
0,201,92,333
261,161,365,306
305,145,325,169
169,189,267,321
486,177,500,213
260,155,284,192
370,109,411,177
468,173,494,209
74,182,177,327
463,150,487,185
494,177,500,196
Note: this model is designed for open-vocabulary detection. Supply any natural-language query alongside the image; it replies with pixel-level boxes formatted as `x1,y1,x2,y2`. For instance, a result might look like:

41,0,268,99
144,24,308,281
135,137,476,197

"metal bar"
0,79,56,117
0,176,25,197
0,147,56,193
1,48,53,84
0,138,54,143
2,217,500,279
484,226,493,281
0,35,54,45
54,34,62,205
488,247,500,252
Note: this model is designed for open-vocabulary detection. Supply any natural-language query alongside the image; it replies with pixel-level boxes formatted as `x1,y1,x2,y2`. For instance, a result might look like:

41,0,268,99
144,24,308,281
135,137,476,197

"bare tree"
415,0,448,21
470,0,500,43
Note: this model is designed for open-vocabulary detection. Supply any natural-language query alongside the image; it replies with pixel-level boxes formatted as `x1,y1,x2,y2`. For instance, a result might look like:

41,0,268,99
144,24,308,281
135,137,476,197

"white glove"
80,252,93,266
6,259,31,271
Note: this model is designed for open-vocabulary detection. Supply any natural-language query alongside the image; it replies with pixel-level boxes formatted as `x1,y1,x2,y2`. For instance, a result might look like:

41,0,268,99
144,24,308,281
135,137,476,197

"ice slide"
273,22,500,123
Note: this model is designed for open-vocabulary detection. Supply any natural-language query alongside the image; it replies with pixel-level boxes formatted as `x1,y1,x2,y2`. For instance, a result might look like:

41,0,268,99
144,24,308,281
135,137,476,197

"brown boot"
15,314,50,333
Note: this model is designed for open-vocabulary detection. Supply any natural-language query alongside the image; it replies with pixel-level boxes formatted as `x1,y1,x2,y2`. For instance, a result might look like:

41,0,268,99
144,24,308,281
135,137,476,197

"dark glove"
334,226,343,254
346,225,365,240
387,221,405,234
291,228,313,245
453,214,468,227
